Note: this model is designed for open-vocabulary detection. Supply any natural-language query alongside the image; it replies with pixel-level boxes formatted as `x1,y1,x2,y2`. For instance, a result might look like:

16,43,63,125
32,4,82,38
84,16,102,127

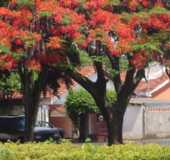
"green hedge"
0,142,170,160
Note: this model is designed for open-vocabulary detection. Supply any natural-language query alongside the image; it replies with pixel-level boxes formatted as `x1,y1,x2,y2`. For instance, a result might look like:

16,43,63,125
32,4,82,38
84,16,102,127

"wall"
144,105,170,138
49,105,74,138
48,101,170,140
124,101,170,140
87,106,144,141
90,101,170,141
123,105,144,139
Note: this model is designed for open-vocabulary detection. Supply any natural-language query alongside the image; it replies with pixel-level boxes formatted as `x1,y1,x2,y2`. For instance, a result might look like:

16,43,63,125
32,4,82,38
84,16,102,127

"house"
48,66,95,138
134,63,170,100
3,63,170,140
48,62,170,141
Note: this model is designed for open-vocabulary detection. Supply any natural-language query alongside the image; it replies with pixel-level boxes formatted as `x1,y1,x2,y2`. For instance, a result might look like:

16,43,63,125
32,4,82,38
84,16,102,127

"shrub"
65,88,116,141
0,143,170,160
65,88,116,125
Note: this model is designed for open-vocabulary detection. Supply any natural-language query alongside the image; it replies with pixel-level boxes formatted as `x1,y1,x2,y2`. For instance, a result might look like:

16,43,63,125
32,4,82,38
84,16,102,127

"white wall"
144,106,170,138
123,105,144,139
123,102,170,140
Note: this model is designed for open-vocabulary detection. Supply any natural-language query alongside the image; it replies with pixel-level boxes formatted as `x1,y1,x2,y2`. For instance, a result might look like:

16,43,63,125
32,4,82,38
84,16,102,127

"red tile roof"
57,66,170,98
135,73,170,97
57,66,95,96
5,66,170,101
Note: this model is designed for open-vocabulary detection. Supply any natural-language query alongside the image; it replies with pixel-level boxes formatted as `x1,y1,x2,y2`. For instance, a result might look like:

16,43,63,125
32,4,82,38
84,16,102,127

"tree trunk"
107,109,125,145
23,79,41,141
107,121,114,146
106,97,128,145
79,113,88,142
19,65,47,142
24,101,39,141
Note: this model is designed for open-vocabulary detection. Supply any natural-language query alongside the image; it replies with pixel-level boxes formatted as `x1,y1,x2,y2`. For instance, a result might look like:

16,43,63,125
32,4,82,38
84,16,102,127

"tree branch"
119,68,135,99
119,68,144,100
33,66,48,106
94,61,107,85
61,66,96,95
105,52,121,93
131,69,145,92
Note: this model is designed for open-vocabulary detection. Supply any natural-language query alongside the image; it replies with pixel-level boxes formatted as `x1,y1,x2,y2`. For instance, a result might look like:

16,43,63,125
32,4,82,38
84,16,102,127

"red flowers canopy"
0,0,169,71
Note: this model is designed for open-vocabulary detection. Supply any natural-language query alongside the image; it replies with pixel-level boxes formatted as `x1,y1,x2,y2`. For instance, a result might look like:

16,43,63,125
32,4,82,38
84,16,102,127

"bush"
65,88,116,125
65,88,99,141
65,88,116,141
0,143,170,160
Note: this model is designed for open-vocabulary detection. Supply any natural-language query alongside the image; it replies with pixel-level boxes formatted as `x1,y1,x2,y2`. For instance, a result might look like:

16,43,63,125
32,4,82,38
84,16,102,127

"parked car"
35,121,64,139
0,115,64,142
34,121,64,142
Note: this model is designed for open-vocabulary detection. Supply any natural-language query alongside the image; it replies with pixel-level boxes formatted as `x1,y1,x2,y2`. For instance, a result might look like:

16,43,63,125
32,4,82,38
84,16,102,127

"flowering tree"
59,0,170,145
0,0,74,140
1,0,170,143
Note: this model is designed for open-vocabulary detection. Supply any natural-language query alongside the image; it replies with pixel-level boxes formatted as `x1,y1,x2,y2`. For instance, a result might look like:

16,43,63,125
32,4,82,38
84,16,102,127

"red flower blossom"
0,54,16,70
26,58,41,71
84,0,107,10
130,51,148,69
90,9,119,30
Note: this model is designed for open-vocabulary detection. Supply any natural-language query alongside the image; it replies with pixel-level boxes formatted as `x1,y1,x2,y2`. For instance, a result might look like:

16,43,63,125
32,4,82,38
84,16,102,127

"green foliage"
0,72,21,99
132,41,163,54
122,7,170,21
0,1,9,7
16,0,34,6
65,88,116,126
62,15,72,25
0,143,170,160
65,88,98,126
0,45,23,60
109,0,121,5
39,11,52,17
79,50,92,66
66,88,98,114
0,45,11,54
106,90,117,106
149,6,169,14
0,146,16,160
31,71,39,82
66,88,116,114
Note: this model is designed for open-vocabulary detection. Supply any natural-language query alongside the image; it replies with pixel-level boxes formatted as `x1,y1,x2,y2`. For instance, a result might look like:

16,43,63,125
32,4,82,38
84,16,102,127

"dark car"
34,121,64,141
0,115,64,142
